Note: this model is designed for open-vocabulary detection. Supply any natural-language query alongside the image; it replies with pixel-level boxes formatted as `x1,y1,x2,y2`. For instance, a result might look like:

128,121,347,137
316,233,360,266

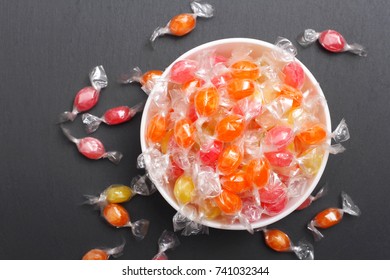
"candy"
103,203,150,240
214,189,242,215
174,174,195,204
82,103,144,133
194,87,219,117
282,62,305,89
246,158,271,188
82,241,125,260
230,60,260,80
296,185,327,210
152,230,180,260
147,114,167,144
150,1,214,43
59,66,108,123
221,170,251,194
217,145,242,175
61,126,122,164
84,175,156,207
307,192,361,241
226,78,256,100
174,118,195,148
199,140,223,167
215,114,245,142
120,67,163,94
297,29,367,56
264,126,294,151
172,209,209,236
259,228,314,260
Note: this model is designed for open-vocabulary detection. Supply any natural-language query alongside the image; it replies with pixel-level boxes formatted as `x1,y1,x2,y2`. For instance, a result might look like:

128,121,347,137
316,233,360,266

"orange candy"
181,78,204,101
214,189,243,215
169,14,196,36
297,124,327,145
221,170,251,194
313,208,343,228
226,78,256,100
141,70,163,86
246,158,271,188
194,87,219,117
230,60,260,80
279,84,303,108
103,204,129,227
174,118,195,148
264,229,291,252
216,114,245,142
82,249,109,260
147,114,167,143
217,145,242,175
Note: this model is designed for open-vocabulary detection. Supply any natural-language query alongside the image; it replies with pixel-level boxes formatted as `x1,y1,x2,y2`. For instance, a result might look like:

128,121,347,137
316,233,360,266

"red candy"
199,140,223,167
170,60,198,84
264,151,294,167
282,62,305,89
82,103,144,133
59,66,107,122
61,126,122,164
319,30,346,52
264,126,294,150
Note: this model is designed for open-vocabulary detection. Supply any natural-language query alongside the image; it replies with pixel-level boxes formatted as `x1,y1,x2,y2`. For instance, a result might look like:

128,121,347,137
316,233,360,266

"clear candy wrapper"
296,184,327,211
82,102,144,133
84,175,156,208
150,1,214,44
257,228,314,260
307,192,361,241
152,230,180,260
82,240,125,260
59,65,108,123
297,29,367,56
173,207,209,236
61,126,123,164
102,203,150,240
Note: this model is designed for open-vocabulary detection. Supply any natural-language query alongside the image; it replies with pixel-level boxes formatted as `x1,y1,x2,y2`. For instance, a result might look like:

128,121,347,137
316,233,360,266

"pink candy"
264,126,294,150
170,60,198,84
282,62,305,89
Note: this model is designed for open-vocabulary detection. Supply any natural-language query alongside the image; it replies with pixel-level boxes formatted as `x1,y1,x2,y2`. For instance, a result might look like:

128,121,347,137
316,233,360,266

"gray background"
0,0,389,259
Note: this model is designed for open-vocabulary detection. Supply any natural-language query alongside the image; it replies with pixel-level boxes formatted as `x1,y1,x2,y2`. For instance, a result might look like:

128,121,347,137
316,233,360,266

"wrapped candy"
82,102,144,133
297,29,367,56
84,175,156,207
308,192,361,241
150,1,214,43
102,203,149,240
172,207,209,236
257,228,314,260
152,230,180,260
120,67,163,94
82,241,125,260
60,126,122,164
59,66,108,123
296,184,327,211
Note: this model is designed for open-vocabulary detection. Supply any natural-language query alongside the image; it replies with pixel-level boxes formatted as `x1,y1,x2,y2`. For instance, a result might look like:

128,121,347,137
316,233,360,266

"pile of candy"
140,38,351,233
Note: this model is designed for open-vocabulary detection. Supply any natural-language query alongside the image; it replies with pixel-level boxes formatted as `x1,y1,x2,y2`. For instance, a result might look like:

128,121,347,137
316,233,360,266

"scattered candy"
120,67,163,94
296,184,327,210
152,230,180,260
82,241,125,260
84,175,156,207
103,203,150,240
150,1,214,43
258,228,314,260
61,126,123,164
141,38,349,228
307,192,361,241
59,66,108,123
297,29,367,56
82,102,144,133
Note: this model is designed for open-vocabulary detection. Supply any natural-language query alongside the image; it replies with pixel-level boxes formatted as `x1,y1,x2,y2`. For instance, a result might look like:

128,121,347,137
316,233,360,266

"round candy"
217,145,242,175
296,124,327,145
105,185,134,204
173,175,195,204
169,14,196,36
104,106,133,125
279,84,303,109
174,118,195,148
199,199,221,220
313,208,343,228
82,249,108,260
246,158,271,188
103,204,129,227
199,140,224,167
230,60,260,80
227,78,256,100
147,114,167,143
74,86,100,112
170,60,198,84
264,229,291,252
194,87,219,117
221,170,251,194
282,62,305,89
214,189,242,215
264,151,294,167
319,30,346,53
77,137,106,159
264,126,294,150
216,114,245,142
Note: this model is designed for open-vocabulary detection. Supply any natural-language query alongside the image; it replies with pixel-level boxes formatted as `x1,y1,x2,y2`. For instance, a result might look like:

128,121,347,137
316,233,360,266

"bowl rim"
140,37,331,230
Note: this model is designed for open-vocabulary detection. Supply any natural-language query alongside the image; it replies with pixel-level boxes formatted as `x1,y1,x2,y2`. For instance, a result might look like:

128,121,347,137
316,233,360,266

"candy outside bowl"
140,38,331,230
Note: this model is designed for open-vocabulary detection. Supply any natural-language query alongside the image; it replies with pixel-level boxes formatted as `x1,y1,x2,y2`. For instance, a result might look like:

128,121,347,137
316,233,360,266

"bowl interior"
140,38,331,230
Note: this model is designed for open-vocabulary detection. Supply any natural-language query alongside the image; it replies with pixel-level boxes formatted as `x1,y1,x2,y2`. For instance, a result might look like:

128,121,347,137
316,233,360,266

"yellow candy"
199,199,221,220
173,175,195,205
300,148,324,176
160,130,174,154
105,185,134,204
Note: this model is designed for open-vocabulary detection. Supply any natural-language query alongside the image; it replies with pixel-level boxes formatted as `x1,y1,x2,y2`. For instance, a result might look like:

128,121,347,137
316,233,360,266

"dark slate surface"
0,0,389,259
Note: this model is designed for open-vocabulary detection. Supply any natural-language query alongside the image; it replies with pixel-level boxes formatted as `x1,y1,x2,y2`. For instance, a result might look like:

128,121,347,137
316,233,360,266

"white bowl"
140,38,331,230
